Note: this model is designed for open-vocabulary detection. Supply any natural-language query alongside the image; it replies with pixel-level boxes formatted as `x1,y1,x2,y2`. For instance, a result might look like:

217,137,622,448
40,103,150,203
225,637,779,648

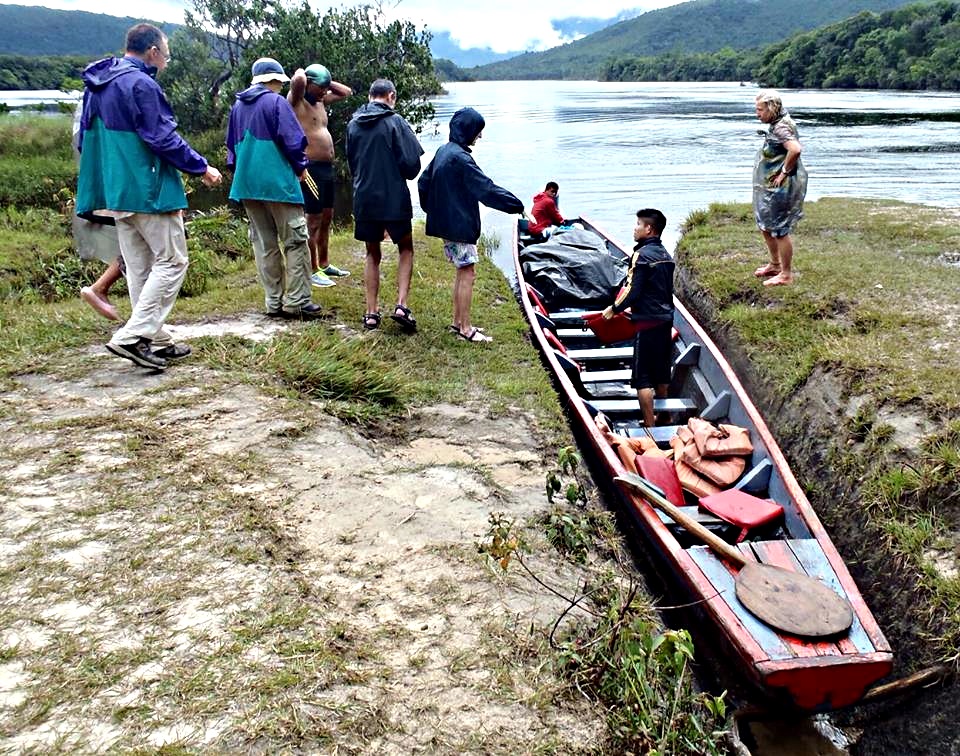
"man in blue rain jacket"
76,23,222,370
227,57,322,320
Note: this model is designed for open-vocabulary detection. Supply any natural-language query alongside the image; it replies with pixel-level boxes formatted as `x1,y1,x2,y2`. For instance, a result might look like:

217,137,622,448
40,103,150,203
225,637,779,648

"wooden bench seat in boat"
580,368,632,383
547,310,593,326
557,328,613,341
622,424,686,444
655,506,725,528
586,397,699,415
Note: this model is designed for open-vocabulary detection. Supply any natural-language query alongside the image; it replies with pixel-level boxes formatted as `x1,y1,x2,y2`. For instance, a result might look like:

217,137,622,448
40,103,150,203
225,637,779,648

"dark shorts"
630,321,673,390
354,218,413,244
301,161,334,214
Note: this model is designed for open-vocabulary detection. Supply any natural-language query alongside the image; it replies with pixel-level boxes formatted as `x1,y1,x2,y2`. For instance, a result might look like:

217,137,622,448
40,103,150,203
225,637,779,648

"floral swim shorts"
443,240,479,269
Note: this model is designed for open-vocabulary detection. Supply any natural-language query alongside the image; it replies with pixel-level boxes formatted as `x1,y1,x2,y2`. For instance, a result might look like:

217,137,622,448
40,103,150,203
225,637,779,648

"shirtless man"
288,64,353,288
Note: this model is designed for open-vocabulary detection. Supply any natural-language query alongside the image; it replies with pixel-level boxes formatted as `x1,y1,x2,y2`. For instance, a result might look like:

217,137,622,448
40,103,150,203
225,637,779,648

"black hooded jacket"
418,107,523,243
611,236,675,323
346,101,423,221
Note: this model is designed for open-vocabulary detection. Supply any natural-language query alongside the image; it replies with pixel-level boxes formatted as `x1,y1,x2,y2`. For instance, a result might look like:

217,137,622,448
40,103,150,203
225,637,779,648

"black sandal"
390,304,417,332
362,312,381,330
458,327,493,343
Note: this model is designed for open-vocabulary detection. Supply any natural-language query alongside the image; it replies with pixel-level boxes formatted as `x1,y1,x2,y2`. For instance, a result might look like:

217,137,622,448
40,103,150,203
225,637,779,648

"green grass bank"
677,198,960,752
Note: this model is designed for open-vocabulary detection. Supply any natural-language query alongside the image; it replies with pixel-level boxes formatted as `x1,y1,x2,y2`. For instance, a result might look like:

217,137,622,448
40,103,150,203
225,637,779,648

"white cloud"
382,0,679,53
6,0,682,53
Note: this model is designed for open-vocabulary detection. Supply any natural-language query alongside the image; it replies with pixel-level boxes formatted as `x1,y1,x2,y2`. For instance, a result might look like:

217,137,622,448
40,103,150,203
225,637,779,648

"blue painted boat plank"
787,539,876,654
687,546,795,661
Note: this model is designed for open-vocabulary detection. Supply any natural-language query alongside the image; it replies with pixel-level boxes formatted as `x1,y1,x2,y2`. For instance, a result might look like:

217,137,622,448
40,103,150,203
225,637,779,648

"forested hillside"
471,0,925,79
603,0,960,90
0,55,86,91
0,5,178,57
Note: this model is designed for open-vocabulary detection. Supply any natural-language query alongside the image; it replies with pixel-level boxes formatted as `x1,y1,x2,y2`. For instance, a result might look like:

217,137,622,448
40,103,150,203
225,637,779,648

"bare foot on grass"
754,263,781,278
80,286,120,320
763,272,793,287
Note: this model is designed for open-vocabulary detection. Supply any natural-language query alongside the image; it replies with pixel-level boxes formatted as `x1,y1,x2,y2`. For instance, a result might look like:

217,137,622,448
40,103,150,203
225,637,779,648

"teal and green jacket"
76,56,208,215
226,85,308,204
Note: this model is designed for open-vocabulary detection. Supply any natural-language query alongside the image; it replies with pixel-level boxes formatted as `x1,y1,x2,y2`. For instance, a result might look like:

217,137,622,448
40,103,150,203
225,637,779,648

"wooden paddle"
615,472,854,638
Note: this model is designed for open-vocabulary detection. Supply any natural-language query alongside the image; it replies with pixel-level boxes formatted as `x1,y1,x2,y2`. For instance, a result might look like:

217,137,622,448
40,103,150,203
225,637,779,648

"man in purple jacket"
77,23,222,370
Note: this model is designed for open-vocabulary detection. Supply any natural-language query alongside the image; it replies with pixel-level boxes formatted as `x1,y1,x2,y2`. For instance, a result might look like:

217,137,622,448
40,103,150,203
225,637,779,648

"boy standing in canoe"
418,107,525,343
601,208,675,426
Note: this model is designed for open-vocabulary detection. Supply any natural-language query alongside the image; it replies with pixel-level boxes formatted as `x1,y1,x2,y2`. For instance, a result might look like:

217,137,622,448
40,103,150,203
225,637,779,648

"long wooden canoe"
514,218,893,711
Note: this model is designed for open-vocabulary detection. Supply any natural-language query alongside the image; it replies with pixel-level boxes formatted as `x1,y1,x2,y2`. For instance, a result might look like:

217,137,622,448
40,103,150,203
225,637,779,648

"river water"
420,81,960,251
7,82,960,252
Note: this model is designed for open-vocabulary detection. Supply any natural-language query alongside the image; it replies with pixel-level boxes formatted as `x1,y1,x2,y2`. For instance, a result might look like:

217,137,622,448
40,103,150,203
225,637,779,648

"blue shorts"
443,240,479,268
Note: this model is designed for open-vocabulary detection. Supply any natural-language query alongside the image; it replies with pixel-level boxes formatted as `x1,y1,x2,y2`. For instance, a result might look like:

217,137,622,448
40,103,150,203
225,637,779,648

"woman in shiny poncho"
752,89,807,287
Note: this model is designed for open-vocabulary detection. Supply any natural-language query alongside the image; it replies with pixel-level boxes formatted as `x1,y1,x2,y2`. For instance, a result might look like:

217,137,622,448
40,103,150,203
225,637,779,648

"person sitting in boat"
600,208,675,427
520,181,576,242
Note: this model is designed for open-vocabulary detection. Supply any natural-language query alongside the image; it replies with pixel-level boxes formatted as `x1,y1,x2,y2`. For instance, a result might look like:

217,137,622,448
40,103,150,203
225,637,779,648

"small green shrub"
563,586,728,755
0,156,76,209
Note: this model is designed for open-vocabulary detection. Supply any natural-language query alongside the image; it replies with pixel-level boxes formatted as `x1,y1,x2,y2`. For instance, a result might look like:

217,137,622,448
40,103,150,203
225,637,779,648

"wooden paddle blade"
735,562,854,638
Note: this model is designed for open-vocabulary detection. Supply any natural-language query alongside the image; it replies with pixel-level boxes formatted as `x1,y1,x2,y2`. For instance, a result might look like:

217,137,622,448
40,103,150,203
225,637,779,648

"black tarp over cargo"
520,228,628,310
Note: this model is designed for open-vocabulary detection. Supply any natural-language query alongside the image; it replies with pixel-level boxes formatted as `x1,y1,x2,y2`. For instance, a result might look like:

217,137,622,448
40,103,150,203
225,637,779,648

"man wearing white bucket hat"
226,57,323,320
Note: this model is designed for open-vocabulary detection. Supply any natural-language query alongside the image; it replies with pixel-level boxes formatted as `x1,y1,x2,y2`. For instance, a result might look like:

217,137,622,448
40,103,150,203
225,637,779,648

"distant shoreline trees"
601,1,960,90
0,55,86,92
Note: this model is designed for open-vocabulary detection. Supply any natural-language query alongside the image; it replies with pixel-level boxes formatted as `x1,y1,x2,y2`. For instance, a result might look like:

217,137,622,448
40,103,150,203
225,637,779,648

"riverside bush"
0,205,249,303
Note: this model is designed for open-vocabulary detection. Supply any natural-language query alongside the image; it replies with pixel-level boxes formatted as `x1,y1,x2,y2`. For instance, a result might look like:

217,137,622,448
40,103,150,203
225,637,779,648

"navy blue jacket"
612,236,675,323
418,107,524,243
346,101,423,221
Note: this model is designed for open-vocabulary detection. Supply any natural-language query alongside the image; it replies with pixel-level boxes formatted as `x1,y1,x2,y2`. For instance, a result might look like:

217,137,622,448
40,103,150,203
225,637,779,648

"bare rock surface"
0,345,605,753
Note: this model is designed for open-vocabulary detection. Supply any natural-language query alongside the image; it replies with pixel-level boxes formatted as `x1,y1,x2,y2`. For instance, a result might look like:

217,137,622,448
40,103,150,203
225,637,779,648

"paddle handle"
615,473,748,567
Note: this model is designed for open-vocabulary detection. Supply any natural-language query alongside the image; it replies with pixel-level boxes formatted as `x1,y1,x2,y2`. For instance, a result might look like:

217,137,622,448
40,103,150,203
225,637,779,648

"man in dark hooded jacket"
418,107,525,343
346,79,423,332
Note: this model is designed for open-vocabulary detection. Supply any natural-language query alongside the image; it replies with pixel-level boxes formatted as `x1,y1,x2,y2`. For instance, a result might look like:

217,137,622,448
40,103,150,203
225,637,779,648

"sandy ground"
0,316,609,753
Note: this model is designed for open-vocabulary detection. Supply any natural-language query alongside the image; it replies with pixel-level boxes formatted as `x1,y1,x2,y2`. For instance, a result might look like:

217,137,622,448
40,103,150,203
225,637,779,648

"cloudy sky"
6,0,682,52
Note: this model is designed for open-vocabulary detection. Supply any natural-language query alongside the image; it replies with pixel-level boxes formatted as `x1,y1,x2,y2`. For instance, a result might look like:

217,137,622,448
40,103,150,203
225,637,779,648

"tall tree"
164,0,440,169
249,2,440,163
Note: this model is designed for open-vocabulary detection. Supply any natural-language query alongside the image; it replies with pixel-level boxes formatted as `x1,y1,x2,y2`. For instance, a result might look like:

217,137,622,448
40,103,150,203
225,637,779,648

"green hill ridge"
470,0,928,79
0,4,179,57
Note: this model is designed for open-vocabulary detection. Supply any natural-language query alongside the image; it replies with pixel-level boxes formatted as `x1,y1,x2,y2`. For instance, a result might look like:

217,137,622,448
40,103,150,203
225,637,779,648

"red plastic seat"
582,311,638,344
698,488,783,543
526,284,549,317
637,454,685,508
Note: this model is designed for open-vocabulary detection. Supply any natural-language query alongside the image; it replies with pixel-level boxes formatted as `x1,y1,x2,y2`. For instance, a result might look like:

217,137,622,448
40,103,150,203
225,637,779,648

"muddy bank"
677,268,960,756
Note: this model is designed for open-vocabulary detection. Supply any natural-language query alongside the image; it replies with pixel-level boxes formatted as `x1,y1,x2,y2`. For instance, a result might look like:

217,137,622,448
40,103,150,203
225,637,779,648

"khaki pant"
243,200,312,311
110,212,187,348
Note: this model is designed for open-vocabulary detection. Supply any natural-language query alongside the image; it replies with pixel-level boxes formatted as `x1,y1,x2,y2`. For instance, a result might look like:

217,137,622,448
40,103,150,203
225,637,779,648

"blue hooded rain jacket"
226,84,308,204
76,56,207,215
